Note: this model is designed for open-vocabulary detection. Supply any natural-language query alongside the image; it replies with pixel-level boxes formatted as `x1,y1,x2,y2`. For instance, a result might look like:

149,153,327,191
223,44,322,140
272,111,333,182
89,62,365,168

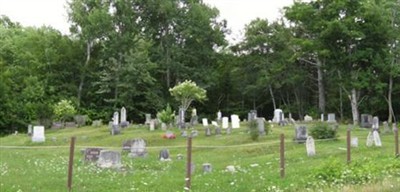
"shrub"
53,99,76,122
310,122,337,140
157,104,175,125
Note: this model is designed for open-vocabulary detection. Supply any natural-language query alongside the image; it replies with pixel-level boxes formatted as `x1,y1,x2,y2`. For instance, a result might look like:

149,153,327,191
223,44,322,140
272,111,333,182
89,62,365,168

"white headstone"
366,132,374,147
321,114,324,121
351,137,358,147
304,115,313,122
372,116,379,131
149,120,155,131
327,113,336,123
306,136,316,156
222,117,229,129
373,131,382,147
120,107,127,122
273,109,284,123
231,115,240,128
191,108,197,117
202,118,208,127
113,112,119,125
211,121,218,127
32,126,45,142
217,110,222,121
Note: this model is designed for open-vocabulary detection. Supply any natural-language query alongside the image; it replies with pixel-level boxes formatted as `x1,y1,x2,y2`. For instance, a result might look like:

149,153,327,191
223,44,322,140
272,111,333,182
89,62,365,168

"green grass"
0,123,399,191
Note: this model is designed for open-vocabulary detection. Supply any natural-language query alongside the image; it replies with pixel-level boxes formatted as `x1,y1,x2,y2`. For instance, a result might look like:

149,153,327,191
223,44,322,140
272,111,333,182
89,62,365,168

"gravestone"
51,122,63,129
97,150,122,168
32,126,45,142
217,110,222,122
128,138,147,158
177,154,184,160
222,117,229,129
181,130,188,137
306,136,316,156
273,109,284,123
27,125,33,136
202,118,209,127
211,121,218,127
304,115,313,122
226,127,232,135
113,112,119,125
278,119,288,126
92,120,102,127
190,108,198,126
383,121,391,134
231,115,240,128
84,148,103,162
215,127,222,135
257,118,265,135
191,130,199,137
145,114,151,125
111,124,120,135
149,120,155,131
294,125,307,143
203,163,212,173
321,114,324,121
178,107,185,129
360,114,373,128
373,131,382,147
120,107,127,123
366,132,374,147
159,149,171,161
248,110,257,121
205,127,211,136
65,122,77,128
372,116,379,131
327,113,336,123
122,140,133,151
351,137,358,147
74,115,87,127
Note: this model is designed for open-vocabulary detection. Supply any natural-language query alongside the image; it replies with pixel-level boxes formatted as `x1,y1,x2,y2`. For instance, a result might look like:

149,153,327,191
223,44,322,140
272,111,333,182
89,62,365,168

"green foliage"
169,80,207,111
248,120,259,141
310,122,338,140
157,104,175,124
53,100,76,122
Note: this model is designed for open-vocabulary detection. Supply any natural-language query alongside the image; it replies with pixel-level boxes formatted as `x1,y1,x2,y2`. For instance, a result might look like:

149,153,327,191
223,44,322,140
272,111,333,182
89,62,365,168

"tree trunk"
350,88,359,126
388,73,393,124
340,86,343,121
317,59,325,114
77,41,92,107
269,85,276,110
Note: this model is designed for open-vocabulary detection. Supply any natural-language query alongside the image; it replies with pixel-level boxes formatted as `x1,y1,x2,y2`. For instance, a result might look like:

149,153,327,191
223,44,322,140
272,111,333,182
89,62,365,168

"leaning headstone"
97,150,122,168
366,132,374,147
128,138,147,158
257,118,265,135
159,149,171,161
231,115,240,128
351,137,358,147
360,114,373,128
122,140,133,151
306,136,316,156
294,125,307,143
27,125,33,136
205,127,211,136
222,117,229,129
273,109,284,123
383,121,391,134
84,148,103,162
327,113,336,123
372,116,379,131
373,131,382,147
32,126,45,142
202,163,212,173
202,118,209,127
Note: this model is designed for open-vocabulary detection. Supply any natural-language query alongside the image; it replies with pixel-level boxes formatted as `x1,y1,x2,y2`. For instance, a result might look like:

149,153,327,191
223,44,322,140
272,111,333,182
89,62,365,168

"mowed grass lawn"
0,122,399,192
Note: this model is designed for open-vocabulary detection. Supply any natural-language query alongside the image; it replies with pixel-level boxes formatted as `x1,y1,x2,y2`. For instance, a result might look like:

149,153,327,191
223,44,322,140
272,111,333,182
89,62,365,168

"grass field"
1,122,399,192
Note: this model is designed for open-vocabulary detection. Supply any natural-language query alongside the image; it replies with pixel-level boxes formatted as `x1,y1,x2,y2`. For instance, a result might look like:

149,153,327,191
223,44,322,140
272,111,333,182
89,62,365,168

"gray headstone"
366,132,374,147
215,127,222,135
257,118,265,135
128,138,147,158
205,127,211,136
74,115,87,127
178,107,185,129
84,148,103,162
97,150,122,168
327,113,336,123
351,137,358,147
120,121,129,128
120,107,127,123
27,124,33,136
145,114,151,125
306,136,316,156
372,116,379,131
295,125,307,143
190,115,198,126
122,140,133,151
248,110,257,121
217,111,222,121
191,130,198,137
65,122,77,128
226,127,232,135
202,163,212,173
92,120,103,127
177,154,184,160
373,131,382,147
360,114,373,128
52,122,63,129
113,112,119,125
111,124,120,135
383,121,391,134
159,149,171,161
181,130,188,137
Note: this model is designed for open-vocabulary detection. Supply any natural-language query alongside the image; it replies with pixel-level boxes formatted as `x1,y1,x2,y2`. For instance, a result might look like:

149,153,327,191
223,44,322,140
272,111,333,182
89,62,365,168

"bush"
249,120,259,141
310,122,338,140
53,99,76,122
157,104,175,125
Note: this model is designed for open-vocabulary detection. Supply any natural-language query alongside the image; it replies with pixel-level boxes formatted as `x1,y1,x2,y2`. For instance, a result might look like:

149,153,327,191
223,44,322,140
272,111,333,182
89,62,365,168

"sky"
0,0,294,43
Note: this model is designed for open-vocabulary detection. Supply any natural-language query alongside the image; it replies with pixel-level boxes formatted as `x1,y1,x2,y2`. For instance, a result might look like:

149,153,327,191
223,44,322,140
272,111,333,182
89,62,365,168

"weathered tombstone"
113,112,119,125
145,114,151,125
321,114,324,122
202,163,212,173
178,107,185,129
278,119,288,126
205,127,211,136
226,127,232,135
27,124,33,136
360,114,373,128
177,154,184,160
190,108,198,126
217,110,222,121
181,130,188,137
366,132,374,147
257,118,265,135
128,138,147,158
211,121,218,127
215,127,222,135
74,115,87,127
51,122,63,129
372,116,379,131
84,148,103,162
327,113,336,123
191,130,199,137
149,120,155,131
306,136,316,156
222,117,229,129
97,150,122,168
202,118,209,127
373,131,382,147
304,115,313,122
32,126,45,142
159,149,171,161
383,121,391,134
65,122,77,128
122,140,133,151
231,115,240,128
248,110,257,121
351,137,358,147
273,109,284,123
120,107,127,122
92,120,102,127
294,125,307,143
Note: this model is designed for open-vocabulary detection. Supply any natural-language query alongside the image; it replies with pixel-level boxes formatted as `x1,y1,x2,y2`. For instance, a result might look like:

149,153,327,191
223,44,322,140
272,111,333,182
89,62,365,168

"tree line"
1,0,399,134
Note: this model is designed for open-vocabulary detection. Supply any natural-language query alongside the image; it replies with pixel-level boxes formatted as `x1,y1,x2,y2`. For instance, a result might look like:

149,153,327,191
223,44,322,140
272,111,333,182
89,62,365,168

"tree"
169,80,207,111
53,100,77,123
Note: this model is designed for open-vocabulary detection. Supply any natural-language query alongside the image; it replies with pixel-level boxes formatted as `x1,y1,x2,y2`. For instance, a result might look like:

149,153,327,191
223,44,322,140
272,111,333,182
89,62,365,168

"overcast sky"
0,0,294,42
